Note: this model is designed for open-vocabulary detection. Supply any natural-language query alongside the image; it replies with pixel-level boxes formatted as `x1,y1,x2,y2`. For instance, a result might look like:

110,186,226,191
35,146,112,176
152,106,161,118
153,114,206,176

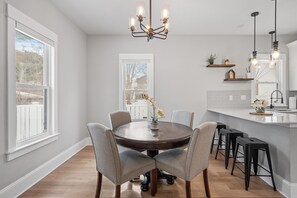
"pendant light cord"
274,0,277,42
149,0,152,28
254,15,256,52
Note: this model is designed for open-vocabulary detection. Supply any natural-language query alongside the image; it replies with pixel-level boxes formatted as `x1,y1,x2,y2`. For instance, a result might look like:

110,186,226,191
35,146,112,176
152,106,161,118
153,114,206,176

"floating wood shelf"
207,64,235,68
224,78,254,81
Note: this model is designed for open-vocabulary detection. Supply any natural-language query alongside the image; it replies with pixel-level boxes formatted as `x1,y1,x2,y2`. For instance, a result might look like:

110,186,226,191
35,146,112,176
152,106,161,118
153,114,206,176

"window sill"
6,133,59,161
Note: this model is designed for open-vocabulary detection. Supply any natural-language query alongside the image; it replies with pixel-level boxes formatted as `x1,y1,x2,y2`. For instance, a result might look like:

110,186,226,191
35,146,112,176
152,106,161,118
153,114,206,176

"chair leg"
96,172,102,198
252,149,259,175
215,133,222,159
150,168,157,196
186,181,191,198
231,143,239,175
115,185,121,198
203,169,211,198
265,147,277,191
210,133,215,154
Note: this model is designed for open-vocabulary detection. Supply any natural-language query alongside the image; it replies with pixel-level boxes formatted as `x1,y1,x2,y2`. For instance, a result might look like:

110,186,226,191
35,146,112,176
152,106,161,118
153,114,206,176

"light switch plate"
241,95,247,100
229,95,233,101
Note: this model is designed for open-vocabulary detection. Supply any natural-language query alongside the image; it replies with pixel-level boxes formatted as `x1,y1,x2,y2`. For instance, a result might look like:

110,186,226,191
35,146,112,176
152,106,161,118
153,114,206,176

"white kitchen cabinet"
288,40,297,91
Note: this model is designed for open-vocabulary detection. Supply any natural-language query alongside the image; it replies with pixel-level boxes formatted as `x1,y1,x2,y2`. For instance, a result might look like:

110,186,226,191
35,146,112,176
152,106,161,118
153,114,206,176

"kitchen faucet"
270,90,284,109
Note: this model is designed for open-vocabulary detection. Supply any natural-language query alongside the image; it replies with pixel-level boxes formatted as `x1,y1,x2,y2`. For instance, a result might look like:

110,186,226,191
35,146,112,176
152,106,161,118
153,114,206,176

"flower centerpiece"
142,94,164,130
252,99,269,113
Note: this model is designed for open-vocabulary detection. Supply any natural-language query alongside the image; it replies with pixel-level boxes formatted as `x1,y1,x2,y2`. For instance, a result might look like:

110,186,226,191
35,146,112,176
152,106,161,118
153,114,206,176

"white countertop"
208,108,297,125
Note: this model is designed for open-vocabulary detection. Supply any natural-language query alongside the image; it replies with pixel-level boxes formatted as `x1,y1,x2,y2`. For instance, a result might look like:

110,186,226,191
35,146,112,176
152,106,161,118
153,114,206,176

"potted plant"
246,65,252,78
207,53,216,65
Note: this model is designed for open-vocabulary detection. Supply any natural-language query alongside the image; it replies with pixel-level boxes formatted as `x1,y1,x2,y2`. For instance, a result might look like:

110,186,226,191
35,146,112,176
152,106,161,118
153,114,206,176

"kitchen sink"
266,108,297,113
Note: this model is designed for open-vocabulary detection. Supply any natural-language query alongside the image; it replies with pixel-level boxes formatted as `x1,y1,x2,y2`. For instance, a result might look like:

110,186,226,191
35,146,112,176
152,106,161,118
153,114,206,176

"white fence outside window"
16,104,44,142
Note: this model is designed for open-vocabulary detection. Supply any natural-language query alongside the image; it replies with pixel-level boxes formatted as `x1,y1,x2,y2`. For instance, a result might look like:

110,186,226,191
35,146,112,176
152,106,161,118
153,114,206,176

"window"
119,54,154,120
7,5,58,160
251,54,286,105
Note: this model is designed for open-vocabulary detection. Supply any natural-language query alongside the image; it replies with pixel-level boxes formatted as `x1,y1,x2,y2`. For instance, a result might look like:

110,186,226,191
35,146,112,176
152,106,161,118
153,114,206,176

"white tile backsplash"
207,90,251,108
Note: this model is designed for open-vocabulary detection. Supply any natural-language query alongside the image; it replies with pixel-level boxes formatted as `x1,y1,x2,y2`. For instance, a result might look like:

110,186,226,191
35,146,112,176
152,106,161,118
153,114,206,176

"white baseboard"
0,137,92,198
260,168,296,198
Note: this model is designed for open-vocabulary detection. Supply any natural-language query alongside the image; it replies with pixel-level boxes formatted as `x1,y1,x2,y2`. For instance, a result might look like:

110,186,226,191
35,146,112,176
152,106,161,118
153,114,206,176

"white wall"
87,35,297,127
0,0,88,190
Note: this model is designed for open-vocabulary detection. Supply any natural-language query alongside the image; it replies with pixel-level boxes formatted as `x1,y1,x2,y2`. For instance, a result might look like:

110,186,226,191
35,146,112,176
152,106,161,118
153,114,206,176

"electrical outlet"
229,95,233,101
241,95,247,100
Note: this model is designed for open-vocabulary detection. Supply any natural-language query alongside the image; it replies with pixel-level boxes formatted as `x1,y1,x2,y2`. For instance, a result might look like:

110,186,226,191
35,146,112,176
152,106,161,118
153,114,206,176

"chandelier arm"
154,29,166,35
153,35,167,40
153,26,165,31
132,34,150,38
139,22,148,32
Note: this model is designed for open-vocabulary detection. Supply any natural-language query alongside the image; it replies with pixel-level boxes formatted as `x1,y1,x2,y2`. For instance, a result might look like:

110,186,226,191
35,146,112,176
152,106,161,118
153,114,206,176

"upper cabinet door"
288,41,297,91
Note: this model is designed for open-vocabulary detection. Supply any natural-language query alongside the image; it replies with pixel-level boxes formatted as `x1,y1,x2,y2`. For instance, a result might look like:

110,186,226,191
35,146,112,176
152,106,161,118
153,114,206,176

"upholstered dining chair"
154,122,217,198
109,111,132,130
109,111,132,152
171,110,194,128
87,123,157,198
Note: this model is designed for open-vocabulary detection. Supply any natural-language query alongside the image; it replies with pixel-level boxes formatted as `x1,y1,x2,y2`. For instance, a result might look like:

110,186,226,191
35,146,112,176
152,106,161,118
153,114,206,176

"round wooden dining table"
113,121,193,191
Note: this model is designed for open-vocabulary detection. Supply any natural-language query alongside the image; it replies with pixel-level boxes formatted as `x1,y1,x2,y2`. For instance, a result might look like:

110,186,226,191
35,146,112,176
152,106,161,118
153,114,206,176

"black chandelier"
251,11,259,66
271,0,280,60
129,0,169,42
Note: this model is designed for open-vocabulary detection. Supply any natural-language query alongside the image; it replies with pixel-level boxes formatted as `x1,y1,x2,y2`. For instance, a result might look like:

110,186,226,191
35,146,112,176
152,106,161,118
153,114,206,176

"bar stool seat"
210,122,226,154
215,128,244,169
231,137,277,191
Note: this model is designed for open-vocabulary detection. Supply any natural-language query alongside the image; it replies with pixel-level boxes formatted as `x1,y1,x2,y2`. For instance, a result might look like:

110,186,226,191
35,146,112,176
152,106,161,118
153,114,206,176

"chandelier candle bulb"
137,6,144,17
162,9,169,20
130,18,136,31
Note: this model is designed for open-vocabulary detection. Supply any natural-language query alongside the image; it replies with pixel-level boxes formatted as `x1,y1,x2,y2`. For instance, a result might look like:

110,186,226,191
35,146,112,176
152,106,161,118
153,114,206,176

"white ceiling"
50,0,297,36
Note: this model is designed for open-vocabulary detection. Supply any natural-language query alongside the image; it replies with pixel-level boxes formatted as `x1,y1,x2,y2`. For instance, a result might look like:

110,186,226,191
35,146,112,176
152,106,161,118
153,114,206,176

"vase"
255,107,265,113
246,72,252,78
150,122,159,131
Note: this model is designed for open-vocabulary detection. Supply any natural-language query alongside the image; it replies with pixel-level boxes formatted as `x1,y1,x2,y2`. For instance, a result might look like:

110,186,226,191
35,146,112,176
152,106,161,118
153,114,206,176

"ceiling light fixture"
271,0,280,60
251,12,259,66
129,0,169,42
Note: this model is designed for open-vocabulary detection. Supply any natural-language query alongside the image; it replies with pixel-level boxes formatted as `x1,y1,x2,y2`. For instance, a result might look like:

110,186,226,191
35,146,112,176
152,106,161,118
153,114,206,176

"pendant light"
269,31,276,67
251,12,259,66
271,0,280,59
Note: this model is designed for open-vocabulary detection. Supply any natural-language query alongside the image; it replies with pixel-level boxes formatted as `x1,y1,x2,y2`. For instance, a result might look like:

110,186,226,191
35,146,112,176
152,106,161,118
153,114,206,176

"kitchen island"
208,108,297,198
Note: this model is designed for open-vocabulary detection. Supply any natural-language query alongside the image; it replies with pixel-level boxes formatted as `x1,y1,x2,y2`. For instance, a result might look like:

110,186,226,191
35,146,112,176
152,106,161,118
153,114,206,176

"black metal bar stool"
215,128,244,169
210,122,226,154
231,137,276,191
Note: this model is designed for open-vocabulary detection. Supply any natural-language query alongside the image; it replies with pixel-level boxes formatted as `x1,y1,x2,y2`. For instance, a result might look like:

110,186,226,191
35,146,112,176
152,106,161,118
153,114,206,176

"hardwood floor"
19,146,284,198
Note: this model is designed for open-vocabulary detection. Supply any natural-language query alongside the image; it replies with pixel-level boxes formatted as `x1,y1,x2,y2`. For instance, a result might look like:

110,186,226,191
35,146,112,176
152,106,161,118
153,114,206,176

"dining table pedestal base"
140,150,176,192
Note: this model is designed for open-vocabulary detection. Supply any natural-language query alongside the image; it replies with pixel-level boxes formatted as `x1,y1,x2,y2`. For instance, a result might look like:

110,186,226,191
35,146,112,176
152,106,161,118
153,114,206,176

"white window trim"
6,4,58,161
118,54,154,111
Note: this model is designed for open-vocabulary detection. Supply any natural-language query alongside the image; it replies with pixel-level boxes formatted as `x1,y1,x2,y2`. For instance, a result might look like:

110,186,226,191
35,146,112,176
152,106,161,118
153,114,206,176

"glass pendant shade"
271,0,280,60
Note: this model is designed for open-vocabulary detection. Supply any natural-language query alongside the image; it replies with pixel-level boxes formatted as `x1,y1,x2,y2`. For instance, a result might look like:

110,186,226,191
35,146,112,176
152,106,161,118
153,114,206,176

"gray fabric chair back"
109,111,132,130
171,110,194,128
185,122,217,180
87,123,121,184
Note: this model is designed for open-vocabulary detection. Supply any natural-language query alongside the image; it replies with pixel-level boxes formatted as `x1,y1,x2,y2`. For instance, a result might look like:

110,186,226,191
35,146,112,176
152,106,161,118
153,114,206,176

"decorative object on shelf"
207,53,216,65
224,58,230,65
271,0,280,61
142,94,164,130
252,99,269,113
226,69,235,80
269,31,276,67
129,0,169,42
246,65,252,78
250,11,259,66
